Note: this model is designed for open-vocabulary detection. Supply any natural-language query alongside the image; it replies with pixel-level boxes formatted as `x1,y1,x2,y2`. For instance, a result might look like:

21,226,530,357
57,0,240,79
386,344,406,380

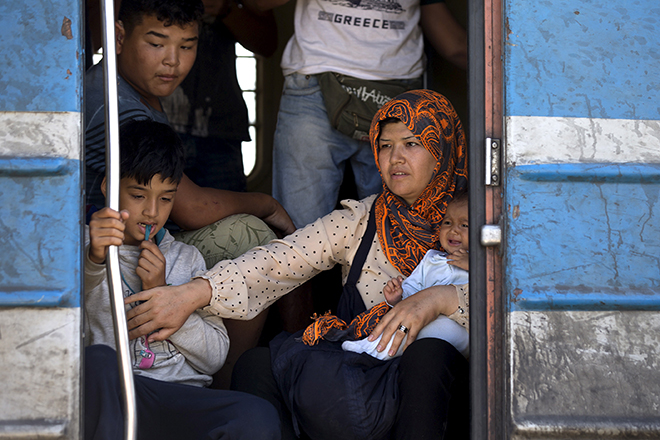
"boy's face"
116,15,198,110
103,174,178,246
439,200,469,254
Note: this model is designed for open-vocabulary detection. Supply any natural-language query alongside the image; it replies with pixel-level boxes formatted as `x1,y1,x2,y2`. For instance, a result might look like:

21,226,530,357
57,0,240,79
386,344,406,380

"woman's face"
378,121,437,205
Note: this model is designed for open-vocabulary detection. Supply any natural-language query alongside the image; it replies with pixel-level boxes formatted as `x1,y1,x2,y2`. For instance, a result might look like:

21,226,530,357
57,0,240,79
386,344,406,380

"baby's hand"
136,240,167,291
447,249,469,271
383,276,404,306
88,208,129,264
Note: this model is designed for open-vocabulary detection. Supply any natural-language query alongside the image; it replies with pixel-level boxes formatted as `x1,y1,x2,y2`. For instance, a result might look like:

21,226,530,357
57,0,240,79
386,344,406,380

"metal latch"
480,224,502,247
485,138,500,186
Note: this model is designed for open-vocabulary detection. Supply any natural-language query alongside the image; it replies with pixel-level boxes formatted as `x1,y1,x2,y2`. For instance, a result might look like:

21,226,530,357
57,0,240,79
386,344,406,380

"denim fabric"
272,73,382,229
178,133,248,192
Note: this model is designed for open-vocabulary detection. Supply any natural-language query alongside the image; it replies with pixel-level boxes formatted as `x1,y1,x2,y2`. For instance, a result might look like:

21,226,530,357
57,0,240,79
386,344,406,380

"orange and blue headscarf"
370,90,468,277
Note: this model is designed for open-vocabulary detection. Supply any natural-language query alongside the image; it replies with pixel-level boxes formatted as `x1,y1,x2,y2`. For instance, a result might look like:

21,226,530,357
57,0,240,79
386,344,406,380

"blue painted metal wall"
504,0,660,311
503,1,660,437
505,0,660,121
0,0,84,308
0,0,83,112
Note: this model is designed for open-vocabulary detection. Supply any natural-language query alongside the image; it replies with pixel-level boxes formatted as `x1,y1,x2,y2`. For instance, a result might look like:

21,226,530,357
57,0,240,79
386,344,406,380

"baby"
343,191,470,359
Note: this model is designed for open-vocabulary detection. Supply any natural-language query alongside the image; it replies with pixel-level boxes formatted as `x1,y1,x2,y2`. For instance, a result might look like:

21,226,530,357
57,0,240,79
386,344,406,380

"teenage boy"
84,119,280,440
85,0,294,386
85,0,293,241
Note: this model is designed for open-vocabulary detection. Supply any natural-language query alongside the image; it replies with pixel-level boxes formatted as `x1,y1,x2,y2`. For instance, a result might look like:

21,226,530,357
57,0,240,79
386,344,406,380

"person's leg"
393,338,469,440
84,345,124,440
350,139,383,200
272,73,353,229
231,347,304,440
417,316,470,358
180,134,248,192
173,213,276,268
135,374,280,440
174,214,275,389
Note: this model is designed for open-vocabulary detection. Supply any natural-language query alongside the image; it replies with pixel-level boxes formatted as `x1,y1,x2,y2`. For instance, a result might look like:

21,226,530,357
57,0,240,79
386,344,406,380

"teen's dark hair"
118,0,204,34
119,119,185,186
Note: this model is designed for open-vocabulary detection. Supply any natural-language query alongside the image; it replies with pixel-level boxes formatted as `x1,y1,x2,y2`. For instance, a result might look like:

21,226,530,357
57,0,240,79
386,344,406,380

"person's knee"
241,397,281,440
231,347,271,393
174,214,277,268
85,345,118,375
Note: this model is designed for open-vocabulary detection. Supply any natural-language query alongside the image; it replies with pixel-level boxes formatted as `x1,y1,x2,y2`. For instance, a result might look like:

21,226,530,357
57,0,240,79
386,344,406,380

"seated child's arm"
136,241,167,291
88,207,129,264
160,247,230,375
446,249,469,271
383,276,404,307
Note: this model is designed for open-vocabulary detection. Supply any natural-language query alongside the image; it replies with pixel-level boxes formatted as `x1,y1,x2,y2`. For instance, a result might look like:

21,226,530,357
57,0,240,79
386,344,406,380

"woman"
126,90,470,439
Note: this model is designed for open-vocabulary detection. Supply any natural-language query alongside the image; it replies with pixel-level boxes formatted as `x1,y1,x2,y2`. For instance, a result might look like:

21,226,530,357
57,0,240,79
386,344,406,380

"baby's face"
439,200,469,253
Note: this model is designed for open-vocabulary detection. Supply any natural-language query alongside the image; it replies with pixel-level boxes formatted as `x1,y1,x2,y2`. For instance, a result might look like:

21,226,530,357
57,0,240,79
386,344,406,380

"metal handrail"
100,0,138,438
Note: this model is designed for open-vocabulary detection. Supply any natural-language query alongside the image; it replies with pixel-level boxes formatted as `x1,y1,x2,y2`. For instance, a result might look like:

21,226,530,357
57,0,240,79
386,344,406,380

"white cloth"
281,0,425,80
342,249,470,359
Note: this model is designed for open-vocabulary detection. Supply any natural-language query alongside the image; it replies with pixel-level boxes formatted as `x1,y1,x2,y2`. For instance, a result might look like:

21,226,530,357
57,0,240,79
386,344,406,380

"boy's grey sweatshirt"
84,227,228,387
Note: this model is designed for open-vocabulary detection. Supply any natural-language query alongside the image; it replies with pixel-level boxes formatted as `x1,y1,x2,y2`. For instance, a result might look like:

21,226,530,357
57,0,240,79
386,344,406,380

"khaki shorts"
173,213,276,270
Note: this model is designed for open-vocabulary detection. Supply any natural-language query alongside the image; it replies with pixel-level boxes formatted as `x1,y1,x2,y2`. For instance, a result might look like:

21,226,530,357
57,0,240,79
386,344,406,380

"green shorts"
173,214,277,270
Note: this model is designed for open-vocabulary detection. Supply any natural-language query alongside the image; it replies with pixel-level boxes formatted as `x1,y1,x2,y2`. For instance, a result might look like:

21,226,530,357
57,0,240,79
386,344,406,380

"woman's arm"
126,199,374,342
367,284,463,357
125,278,212,342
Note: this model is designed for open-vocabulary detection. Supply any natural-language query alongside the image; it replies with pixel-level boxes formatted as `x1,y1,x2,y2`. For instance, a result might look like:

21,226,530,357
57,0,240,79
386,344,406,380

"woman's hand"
368,285,459,356
124,278,213,342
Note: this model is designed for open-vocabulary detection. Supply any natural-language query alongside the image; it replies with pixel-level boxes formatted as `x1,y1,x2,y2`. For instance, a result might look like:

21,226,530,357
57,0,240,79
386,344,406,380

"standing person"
84,119,280,440
161,0,278,192
122,90,470,439
246,0,467,229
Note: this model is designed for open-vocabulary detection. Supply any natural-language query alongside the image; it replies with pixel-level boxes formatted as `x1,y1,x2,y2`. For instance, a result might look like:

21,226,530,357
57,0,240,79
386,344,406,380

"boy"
84,120,280,440
342,192,470,359
85,0,292,237
85,0,295,389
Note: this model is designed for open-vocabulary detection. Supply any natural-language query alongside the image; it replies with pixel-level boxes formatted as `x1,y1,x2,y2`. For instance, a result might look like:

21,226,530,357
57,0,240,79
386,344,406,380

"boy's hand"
88,208,129,264
383,276,404,306
447,249,469,271
136,240,167,291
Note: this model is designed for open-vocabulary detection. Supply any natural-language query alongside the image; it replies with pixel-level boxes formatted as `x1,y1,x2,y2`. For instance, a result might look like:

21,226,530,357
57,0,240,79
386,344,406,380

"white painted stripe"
506,116,660,165
0,112,81,160
0,308,80,438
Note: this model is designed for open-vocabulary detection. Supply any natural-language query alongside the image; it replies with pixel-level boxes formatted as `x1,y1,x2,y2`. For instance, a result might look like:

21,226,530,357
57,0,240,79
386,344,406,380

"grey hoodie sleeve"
165,243,230,375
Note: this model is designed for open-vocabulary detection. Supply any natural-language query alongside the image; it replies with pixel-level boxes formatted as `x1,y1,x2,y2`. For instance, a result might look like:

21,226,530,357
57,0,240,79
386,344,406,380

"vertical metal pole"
468,0,489,438
99,0,138,438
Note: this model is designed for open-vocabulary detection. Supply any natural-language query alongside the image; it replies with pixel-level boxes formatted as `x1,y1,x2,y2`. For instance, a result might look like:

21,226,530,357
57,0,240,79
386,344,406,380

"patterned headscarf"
370,89,468,277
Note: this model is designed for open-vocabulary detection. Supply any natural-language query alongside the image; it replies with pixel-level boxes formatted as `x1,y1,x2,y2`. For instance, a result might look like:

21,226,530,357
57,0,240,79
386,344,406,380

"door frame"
468,0,504,437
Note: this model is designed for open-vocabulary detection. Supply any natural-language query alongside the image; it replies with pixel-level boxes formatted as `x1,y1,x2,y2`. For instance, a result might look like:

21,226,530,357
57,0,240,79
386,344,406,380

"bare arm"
125,278,213,342
368,284,460,356
169,174,296,236
420,2,468,70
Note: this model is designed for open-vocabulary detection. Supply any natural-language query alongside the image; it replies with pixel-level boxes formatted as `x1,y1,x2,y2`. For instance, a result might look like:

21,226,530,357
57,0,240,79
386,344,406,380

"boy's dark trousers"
84,345,281,440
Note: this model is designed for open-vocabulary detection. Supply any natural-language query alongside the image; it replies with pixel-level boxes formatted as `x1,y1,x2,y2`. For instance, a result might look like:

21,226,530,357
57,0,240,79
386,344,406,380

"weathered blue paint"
0,157,81,308
506,163,660,312
0,0,83,112
505,0,660,120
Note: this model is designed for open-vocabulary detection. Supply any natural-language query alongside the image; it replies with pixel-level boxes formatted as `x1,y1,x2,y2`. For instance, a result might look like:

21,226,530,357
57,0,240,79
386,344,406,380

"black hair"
118,0,204,34
118,119,185,186
451,188,469,206
378,117,401,132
